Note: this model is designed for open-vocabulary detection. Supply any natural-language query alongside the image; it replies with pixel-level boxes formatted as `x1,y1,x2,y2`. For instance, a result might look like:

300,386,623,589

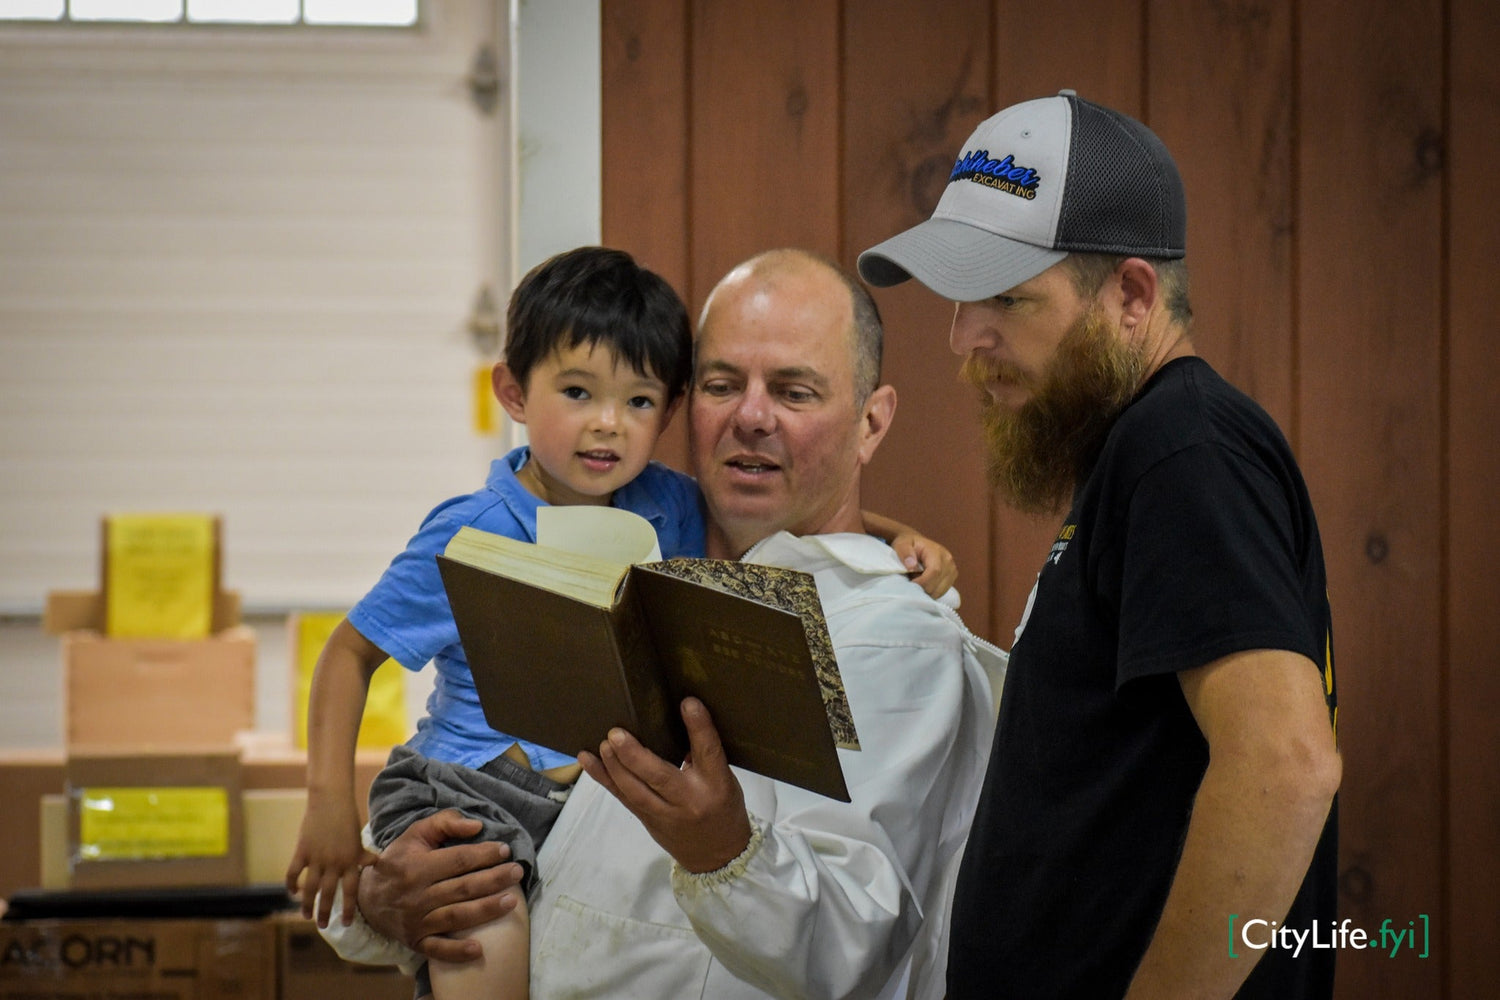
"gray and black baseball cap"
857,91,1186,302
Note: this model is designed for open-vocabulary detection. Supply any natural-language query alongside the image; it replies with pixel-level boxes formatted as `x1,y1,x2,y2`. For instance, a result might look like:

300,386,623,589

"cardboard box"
63,629,256,746
236,744,392,891
65,749,246,891
45,590,255,747
38,795,66,891
0,751,64,902
45,589,241,636
275,914,411,1000
43,790,304,891
239,745,390,814
244,789,304,887
4,748,388,901
0,917,275,1000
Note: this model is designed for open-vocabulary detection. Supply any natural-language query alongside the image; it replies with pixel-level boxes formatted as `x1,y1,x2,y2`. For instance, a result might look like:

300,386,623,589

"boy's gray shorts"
367,744,571,897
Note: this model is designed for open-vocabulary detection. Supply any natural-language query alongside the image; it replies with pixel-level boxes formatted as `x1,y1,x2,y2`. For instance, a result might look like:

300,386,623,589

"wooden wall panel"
1447,0,1500,991
842,0,996,638
601,0,692,470
598,4,1497,995
1298,1,1444,996
688,0,841,308
1147,0,1295,431
993,0,1142,108
601,0,690,297
985,0,1144,642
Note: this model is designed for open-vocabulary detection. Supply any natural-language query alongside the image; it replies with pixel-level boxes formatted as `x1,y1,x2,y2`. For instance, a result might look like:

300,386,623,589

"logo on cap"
949,149,1040,201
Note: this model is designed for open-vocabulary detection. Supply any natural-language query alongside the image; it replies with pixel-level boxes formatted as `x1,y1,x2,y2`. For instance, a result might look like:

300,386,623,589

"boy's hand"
890,530,958,598
286,797,380,928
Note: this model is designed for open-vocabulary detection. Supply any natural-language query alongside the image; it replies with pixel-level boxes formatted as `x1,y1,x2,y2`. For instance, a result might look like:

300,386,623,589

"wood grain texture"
688,0,840,307
602,0,691,293
595,4,1494,994
601,0,692,470
1147,0,1295,430
1298,0,1445,995
1447,0,1500,992
993,0,1143,109
842,0,996,638
987,0,1145,642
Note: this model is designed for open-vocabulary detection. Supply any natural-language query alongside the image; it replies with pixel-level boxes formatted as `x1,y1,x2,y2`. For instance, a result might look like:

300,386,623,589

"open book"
437,507,856,801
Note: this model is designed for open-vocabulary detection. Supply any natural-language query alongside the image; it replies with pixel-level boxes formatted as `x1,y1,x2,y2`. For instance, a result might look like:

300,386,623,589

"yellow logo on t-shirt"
1048,523,1077,565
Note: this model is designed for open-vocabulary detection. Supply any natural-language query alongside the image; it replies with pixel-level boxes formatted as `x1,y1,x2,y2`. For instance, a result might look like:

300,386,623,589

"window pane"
70,0,182,21
0,0,65,19
303,0,416,27
187,0,296,23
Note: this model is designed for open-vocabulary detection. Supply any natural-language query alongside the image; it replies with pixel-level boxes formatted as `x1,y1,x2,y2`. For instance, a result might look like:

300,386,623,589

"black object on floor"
2,884,295,922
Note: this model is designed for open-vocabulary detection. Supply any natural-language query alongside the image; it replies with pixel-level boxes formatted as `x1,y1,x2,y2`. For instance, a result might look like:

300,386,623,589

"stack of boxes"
0,515,408,1000
45,587,256,747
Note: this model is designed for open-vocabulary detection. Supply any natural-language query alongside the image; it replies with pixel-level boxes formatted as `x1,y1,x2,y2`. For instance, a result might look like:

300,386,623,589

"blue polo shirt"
348,445,706,771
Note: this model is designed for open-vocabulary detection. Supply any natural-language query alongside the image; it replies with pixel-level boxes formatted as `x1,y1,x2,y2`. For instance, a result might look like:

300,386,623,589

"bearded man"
859,91,1342,1000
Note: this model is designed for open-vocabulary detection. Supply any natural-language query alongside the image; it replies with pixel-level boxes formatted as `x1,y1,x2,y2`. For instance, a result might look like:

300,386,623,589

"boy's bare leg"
428,886,530,1000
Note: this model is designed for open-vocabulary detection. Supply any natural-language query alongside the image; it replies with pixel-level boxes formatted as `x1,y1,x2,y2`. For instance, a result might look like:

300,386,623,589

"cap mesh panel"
1055,100,1185,257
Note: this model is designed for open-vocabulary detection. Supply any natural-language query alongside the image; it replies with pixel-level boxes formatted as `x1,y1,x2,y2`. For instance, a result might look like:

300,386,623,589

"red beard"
961,305,1148,514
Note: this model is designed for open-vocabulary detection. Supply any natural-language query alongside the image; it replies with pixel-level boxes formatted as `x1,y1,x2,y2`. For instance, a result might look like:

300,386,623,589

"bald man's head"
702,249,884,404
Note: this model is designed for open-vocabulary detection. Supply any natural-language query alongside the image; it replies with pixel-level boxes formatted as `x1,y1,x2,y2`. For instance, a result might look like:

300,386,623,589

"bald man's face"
689,265,883,558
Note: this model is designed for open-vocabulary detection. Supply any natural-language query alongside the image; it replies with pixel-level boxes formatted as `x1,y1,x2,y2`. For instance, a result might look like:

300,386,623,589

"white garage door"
0,0,513,611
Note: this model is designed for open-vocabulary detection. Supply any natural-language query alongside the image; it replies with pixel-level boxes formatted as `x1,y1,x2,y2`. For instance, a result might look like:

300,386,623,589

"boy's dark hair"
504,247,692,400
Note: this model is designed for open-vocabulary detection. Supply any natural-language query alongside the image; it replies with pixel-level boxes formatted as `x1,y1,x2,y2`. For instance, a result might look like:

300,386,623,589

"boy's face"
494,341,677,507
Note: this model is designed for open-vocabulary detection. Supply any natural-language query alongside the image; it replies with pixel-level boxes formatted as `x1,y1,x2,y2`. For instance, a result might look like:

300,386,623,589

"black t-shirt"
948,357,1337,999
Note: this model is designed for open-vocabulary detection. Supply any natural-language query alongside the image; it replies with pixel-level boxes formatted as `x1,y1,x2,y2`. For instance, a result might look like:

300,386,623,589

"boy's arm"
286,618,388,927
861,510,958,598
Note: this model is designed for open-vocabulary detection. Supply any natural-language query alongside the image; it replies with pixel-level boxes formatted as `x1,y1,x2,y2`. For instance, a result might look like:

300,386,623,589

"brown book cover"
437,521,856,801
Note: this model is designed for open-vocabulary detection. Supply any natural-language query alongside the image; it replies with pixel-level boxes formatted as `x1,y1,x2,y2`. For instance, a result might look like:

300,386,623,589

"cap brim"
857,217,1067,302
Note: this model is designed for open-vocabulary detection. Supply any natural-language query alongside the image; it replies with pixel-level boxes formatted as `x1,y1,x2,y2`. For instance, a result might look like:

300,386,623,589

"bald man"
326,250,1003,1000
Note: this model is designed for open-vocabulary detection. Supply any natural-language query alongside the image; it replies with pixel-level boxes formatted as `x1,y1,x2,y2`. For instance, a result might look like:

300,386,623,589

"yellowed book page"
104,513,216,638
291,611,407,750
444,525,629,608
536,505,662,563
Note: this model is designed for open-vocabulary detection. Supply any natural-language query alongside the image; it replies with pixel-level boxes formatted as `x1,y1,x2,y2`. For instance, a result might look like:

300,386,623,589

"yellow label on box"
293,611,407,750
474,363,497,434
77,786,230,860
105,512,217,638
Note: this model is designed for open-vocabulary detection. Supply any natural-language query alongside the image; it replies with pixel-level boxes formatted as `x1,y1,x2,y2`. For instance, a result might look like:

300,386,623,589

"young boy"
287,246,952,1000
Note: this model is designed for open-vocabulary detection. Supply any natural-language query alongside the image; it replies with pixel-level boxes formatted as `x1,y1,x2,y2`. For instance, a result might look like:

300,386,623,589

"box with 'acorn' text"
0,917,274,1000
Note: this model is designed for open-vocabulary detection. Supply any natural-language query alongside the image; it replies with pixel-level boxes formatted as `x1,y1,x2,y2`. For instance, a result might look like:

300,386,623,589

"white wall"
0,0,604,750
512,0,602,276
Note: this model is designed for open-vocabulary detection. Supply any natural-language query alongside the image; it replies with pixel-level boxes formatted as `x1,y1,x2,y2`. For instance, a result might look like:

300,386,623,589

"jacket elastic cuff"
670,817,764,892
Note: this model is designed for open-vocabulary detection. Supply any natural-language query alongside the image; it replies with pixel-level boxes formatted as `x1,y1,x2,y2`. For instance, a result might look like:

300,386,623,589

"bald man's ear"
857,384,897,466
